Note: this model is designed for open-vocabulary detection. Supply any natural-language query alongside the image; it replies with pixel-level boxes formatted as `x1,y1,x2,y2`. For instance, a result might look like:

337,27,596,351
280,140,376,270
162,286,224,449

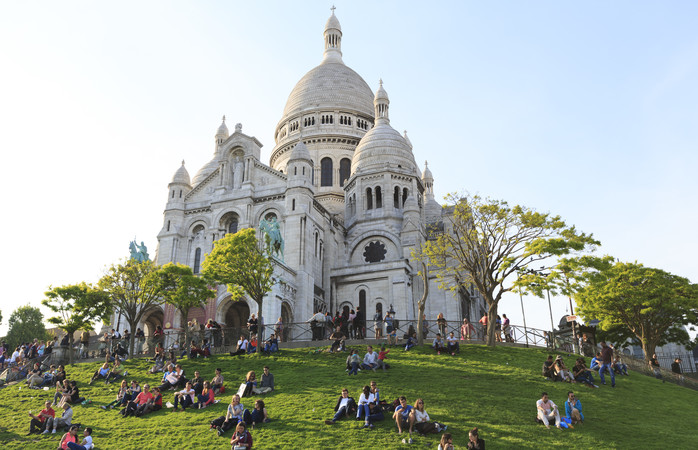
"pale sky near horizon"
1,1,696,338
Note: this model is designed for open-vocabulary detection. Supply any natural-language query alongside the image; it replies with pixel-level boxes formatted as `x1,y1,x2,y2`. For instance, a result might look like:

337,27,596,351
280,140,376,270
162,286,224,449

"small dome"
375,79,389,102
191,158,219,186
351,122,417,174
325,11,341,31
171,160,191,185
216,116,229,138
289,139,312,163
422,161,433,181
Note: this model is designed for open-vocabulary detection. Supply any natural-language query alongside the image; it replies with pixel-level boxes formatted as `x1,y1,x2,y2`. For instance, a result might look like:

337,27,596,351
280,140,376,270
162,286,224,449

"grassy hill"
0,344,695,449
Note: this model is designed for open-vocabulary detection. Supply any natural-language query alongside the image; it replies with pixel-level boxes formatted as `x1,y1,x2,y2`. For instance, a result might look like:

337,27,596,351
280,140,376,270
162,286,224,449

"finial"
331,5,336,14
424,160,428,167
222,115,226,123
181,160,185,166
379,78,383,87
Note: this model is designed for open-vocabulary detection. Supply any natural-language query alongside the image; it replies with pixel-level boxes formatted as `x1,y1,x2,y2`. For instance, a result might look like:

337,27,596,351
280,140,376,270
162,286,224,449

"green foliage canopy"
421,194,599,346
574,259,698,361
5,305,48,349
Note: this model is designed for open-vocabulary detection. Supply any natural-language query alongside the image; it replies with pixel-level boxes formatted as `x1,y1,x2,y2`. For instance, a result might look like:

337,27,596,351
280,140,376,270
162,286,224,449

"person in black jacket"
324,388,357,424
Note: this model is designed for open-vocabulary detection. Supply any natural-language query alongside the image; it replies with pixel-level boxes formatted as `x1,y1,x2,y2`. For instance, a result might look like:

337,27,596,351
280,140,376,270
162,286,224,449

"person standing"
373,310,383,338
598,341,615,388
436,313,447,337
307,311,325,341
355,306,365,339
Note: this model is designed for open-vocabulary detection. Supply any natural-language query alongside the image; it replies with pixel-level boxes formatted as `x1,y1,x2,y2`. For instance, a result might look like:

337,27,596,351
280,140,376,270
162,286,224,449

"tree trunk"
641,339,657,364
68,333,75,365
254,297,264,357
416,262,429,347
180,309,190,349
486,303,498,347
127,319,137,357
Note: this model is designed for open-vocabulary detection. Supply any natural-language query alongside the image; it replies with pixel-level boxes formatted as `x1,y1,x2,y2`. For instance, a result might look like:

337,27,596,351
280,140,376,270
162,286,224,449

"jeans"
599,363,615,386
67,443,87,450
575,371,595,385
333,405,349,422
174,395,193,409
361,363,378,370
357,403,370,419
349,362,359,375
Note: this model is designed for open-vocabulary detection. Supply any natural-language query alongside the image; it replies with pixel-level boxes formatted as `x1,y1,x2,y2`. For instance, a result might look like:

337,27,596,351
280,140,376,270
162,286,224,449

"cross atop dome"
331,5,336,14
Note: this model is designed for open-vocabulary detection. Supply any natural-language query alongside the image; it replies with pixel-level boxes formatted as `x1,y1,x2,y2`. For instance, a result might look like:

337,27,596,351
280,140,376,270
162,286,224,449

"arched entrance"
222,299,251,348
280,302,293,341
142,308,164,337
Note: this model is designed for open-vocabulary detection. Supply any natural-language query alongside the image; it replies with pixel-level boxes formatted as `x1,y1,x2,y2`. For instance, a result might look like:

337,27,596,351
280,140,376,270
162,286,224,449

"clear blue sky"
1,1,696,337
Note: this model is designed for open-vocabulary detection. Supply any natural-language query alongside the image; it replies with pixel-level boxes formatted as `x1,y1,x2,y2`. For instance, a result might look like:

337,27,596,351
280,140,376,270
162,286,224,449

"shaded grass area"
0,344,696,449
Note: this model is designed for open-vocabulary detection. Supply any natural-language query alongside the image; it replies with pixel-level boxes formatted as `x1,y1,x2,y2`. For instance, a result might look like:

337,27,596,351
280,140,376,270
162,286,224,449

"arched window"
403,188,408,206
339,158,351,187
179,190,182,198
294,166,297,175
359,290,366,315
366,187,373,210
394,186,400,208
193,248,202,274
171,190,175,198
228,218,238,234
321,157,333,186
375,186,382,208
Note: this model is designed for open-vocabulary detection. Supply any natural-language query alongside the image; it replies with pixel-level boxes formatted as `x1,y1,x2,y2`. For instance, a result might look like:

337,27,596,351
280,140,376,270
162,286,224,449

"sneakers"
51,429,56,434
408,438,413,444
42,430,50,435
217,428,223,436
100,405,107,410
324,420,335,425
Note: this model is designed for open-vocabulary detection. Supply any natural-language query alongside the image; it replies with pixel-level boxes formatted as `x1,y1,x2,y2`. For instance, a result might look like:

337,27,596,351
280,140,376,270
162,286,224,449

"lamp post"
516,270,529,348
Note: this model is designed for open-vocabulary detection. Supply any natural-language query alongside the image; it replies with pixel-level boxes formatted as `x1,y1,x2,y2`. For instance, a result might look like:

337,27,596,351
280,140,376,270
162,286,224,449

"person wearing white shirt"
173,382,196,411
536,392,561,429
356,385,376,427
67,426,94,450
361,346,379,371
230,335,249,356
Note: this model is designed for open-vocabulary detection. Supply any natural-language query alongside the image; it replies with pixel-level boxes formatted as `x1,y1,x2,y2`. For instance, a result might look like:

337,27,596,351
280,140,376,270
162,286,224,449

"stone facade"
116,10,487,337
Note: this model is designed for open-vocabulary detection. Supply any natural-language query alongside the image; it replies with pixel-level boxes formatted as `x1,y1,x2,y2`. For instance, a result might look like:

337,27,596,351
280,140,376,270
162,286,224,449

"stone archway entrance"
142,308,164,337
223,299,251,347
280,302,293,341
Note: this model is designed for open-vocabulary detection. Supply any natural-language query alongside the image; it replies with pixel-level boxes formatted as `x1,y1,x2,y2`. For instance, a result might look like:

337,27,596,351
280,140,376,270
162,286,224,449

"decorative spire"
182,160,185,166
323,6,343,63
216,115,229,141
374,79,390,123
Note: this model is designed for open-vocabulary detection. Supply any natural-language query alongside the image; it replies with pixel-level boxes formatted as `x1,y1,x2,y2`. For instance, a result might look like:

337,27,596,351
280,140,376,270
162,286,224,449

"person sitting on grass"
57,424,78,449
193,381,215,409
590,352,601,370
189,340,202,359
216,394,245,436
52,380,69,406
377,347,390,371
211,368,225,394
89,362,111,385
329,326,346,353
231,335,249,356
101,380,129,410
255,366,274,394
60,381,84,407
393,396,415,442
542,355,557,380
105,358,126,384
230,422,253,449
432,333,446,355
243,399,271,427
467,427,485,450
201,339,211,357
325,388,357,425
536,392,561,429
42,402,73,434
411,398,446,434
438,432,454,450
446,332,460,355
553,356,575,383
28,400,54,435
25,362,44,388
136,386,163,417
573,358,597,387
66,426,93,450
263,333,279,354
247,334,258,354
387,327,398,347
361,346,379,372
190,370,204,395
173,381,196,411
121,384,153,418
404,332,417,351
564,391,583,425
614,356,629,376
356,385,375,425
348,349,361,375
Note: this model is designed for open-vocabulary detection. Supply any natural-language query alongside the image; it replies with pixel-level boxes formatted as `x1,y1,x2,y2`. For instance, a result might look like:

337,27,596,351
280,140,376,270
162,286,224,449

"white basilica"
143,10,486,335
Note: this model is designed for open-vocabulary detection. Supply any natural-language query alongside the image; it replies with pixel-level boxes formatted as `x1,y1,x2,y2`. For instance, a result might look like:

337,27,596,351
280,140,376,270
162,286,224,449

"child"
404,333,417,351
378,346,390,371
348,350,361,375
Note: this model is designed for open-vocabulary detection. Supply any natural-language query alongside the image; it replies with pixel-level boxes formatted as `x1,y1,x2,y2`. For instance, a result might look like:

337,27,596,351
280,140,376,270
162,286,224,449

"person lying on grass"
411,398,446,434
173,382,196,411
230,421,253,449
89,362,110,385
393,396,415,442
66,426,93,450
325,388,357,424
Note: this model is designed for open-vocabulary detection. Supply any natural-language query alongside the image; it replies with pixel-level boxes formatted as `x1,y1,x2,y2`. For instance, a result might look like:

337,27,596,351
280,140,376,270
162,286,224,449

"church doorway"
280,302,293,341
224,299,251,339
142,307,164,337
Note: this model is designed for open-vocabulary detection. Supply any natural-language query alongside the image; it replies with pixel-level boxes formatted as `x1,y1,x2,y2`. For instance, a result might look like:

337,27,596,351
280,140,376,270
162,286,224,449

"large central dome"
280,62,374,120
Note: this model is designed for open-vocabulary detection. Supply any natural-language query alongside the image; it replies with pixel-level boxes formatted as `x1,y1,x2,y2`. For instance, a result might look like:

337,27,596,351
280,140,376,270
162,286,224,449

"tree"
158,263,214,345
202,228,275,355
98,259,164,356
42,283,112,364
5,305,48,349
574,259,698,362
416,262,429,346
421,193,599,346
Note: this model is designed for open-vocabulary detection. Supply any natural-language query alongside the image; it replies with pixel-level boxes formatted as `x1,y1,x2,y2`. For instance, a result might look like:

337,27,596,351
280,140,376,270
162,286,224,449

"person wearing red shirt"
28,400,54,434
122,384,153,417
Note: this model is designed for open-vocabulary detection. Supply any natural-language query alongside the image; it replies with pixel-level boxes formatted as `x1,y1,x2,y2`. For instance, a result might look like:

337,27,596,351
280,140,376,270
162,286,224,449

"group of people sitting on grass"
432,332,460,356
322,380,467,446
536,391,584,430
230,333,280,356
543,341,627,389
345,345,390,374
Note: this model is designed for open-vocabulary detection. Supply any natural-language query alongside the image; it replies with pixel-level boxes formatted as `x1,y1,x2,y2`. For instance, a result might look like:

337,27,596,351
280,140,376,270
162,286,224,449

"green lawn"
0,344,695,449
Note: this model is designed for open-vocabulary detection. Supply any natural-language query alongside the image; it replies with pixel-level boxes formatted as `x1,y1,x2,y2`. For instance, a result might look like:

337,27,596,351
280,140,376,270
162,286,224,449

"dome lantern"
374,79,390,123
323,6,343,63
215,115,229,145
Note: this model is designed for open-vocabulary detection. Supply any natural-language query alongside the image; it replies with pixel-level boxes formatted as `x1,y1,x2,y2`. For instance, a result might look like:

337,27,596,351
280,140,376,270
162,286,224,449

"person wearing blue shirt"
393,396,415,442
564,391,584,425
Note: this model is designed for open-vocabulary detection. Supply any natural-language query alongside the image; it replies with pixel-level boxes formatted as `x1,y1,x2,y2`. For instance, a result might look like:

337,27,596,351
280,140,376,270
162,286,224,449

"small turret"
323,6,343,63
215,115,229,146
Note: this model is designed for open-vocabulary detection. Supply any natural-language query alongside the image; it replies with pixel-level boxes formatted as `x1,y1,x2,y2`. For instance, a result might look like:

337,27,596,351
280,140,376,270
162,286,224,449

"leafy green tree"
42,283,112,364
421,193,599,346
98,259,164,356
202,228,274,354
574,259,698,361
5,306,48,349
158,263,214,345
